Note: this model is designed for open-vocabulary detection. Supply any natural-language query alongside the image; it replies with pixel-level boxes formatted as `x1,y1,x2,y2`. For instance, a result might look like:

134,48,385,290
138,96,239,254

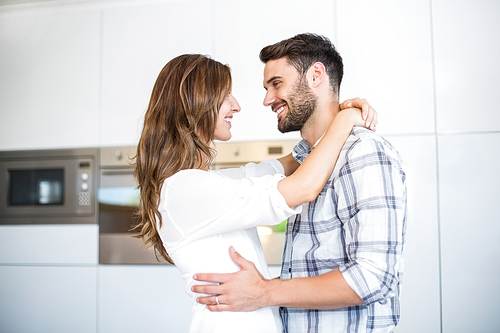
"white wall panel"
388,135,441,333
337,0,435,135
432,0,500,133
0,5,100,150
99,265,192,333
100,0,213,147
214,0,335,142
0,266,97,333
438,133,500,332
0,225,98,264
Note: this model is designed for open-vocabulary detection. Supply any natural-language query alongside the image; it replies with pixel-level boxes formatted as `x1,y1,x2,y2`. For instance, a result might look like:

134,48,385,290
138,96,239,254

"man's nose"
263,91,275,107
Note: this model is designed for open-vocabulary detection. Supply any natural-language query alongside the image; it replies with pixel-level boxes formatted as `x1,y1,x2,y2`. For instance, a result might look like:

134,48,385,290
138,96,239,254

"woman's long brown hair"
133,54,232,264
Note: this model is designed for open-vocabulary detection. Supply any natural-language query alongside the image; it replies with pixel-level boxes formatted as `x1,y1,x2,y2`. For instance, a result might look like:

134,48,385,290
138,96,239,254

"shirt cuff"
339,261,396,306
267,174,303,217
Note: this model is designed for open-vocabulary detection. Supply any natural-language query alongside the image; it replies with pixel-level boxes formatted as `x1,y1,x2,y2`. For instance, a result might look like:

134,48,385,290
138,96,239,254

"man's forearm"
193,250,365,312
263,269,364,310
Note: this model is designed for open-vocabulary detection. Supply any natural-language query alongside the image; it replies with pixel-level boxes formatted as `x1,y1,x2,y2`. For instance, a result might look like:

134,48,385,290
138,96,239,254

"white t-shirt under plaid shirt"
280,127,407,333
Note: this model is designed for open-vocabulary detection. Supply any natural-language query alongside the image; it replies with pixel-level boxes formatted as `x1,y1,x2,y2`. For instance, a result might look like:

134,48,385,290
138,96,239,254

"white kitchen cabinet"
99,0,213,147
432,0,500,133
0,5,100,150
438,133,500,332
336,0,435,135
0,266,97,333
213,0,334,142
387,135,441,333
0,224,98,265
99,265,192,333
0,225,99,331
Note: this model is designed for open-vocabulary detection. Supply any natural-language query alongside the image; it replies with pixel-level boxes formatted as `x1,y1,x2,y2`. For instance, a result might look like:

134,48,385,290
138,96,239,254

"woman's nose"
231,96,241,112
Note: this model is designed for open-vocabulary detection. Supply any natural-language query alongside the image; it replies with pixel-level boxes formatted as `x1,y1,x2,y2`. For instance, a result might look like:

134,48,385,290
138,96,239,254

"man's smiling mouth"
273,104,287,118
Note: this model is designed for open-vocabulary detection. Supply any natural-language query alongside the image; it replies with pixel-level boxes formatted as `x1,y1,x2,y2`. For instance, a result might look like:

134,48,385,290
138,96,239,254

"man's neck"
300,98,340,149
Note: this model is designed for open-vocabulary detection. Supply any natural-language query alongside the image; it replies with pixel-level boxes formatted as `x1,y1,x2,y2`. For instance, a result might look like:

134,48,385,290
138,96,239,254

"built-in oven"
0,148,98,225
97,141,298,265
98,146,160,264
97,141,297,265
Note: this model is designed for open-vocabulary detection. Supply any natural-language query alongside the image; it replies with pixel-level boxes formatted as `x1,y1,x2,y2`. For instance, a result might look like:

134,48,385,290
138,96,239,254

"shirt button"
288,268,291,273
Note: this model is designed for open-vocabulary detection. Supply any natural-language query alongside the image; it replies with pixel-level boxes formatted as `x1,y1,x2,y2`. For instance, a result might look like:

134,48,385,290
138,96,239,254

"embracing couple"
134,33,407,333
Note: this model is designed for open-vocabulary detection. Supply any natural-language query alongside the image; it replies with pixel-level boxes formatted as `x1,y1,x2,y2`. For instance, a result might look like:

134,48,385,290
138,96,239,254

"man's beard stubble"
277,75,318,133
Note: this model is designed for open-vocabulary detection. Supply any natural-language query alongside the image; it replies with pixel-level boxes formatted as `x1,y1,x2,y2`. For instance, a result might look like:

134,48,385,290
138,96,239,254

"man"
193,33,407,332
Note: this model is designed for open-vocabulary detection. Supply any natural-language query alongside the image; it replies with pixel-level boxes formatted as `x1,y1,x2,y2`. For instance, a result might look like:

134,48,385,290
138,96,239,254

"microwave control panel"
76,159,94,212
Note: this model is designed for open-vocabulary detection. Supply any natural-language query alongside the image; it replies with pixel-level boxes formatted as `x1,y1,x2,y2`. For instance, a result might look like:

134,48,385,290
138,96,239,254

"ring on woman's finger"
215,296,220,305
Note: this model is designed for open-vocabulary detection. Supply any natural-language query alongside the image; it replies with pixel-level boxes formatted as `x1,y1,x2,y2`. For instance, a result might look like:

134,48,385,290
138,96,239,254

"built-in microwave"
0,148,98,225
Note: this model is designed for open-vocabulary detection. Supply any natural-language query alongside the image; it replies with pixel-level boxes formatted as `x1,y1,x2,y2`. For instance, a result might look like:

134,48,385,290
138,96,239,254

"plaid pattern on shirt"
280,127,407,333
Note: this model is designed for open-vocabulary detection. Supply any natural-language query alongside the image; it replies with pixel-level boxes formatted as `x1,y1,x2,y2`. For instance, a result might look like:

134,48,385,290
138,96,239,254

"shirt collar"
292,133,327,164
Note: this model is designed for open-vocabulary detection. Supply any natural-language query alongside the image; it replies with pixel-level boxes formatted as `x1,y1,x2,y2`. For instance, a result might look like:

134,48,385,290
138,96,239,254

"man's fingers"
196,295,234,312
196,294,218,305
193,272,226,283
206,304,231,312
228,246,252,269
191,283,223,295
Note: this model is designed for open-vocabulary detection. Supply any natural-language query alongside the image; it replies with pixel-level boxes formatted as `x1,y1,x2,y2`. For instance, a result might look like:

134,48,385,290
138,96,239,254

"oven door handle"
101,169,134,176
99,169,136,188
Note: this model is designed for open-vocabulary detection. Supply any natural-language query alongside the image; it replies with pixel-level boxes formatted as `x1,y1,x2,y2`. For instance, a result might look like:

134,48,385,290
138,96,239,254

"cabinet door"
0,266,97,333
0,225,98,265
213,0,335,142
336,0,435,135
438,133,500,332
99,265,192,333
100,1,213,147
387,136,441,333
433,0,500,132
0,5,100,150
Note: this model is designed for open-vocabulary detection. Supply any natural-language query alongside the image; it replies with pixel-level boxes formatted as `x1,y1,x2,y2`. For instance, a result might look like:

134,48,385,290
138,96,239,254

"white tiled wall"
0,5,100,150
100,0,214,146
387,135,441,332
432,0,500,133
0,266,98,333
438,133,500,332
1,0,499,332
99,265,192,333
337,0,435,135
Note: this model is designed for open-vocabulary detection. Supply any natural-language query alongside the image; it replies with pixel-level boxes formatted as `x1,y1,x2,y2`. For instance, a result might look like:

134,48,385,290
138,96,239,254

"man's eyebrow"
265,76,281,85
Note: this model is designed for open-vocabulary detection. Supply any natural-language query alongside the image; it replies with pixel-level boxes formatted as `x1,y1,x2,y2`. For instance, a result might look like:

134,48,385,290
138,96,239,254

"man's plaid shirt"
281,127,407,333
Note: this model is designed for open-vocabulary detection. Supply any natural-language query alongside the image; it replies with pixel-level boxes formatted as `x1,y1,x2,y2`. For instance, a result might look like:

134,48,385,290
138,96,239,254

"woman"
134,54,375,333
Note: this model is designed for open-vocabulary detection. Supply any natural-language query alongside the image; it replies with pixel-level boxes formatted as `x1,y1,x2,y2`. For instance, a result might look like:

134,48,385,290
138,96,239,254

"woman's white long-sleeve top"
157,160,301,333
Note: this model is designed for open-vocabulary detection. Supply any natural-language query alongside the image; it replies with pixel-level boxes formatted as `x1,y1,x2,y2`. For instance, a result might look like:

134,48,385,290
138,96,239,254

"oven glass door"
98,169,165,264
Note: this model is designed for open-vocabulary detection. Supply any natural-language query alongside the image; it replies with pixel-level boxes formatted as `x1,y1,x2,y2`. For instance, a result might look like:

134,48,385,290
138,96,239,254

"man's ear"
310,62,326,88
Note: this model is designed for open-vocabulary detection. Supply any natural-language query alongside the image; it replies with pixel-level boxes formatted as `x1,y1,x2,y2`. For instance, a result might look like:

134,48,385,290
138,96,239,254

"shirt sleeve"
160,170,300,244
336,138,407,306
211,159,284,179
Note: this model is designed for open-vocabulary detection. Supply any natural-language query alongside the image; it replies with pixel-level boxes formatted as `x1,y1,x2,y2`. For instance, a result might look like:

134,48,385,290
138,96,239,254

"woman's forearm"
277,153,300,176
277,111,357,207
